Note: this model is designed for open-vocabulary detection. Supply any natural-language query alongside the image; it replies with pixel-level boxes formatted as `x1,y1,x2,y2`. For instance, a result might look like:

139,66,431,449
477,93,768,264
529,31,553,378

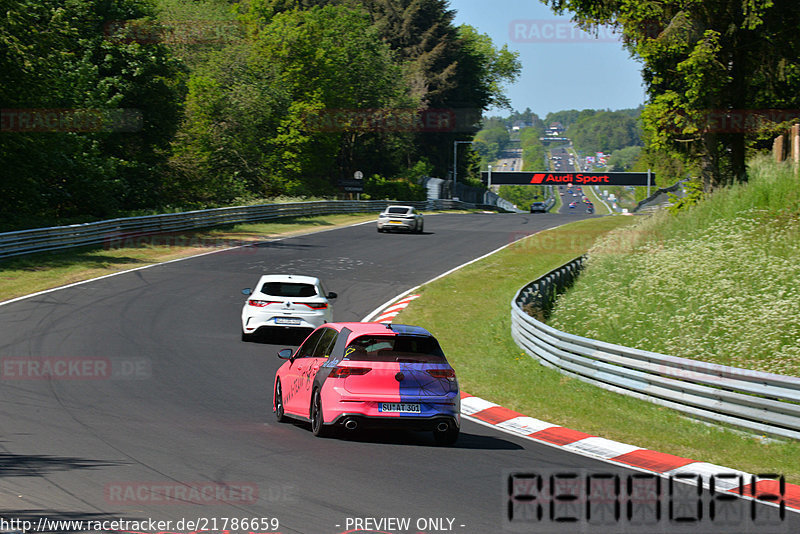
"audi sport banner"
481,171,656,186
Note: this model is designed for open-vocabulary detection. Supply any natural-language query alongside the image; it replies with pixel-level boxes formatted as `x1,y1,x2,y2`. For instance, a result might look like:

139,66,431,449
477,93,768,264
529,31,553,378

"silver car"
530,202,547,213
377,205,424,233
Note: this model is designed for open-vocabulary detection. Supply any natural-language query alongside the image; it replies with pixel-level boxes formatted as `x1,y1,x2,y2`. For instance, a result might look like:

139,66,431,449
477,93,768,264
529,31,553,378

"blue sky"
450,0,646,118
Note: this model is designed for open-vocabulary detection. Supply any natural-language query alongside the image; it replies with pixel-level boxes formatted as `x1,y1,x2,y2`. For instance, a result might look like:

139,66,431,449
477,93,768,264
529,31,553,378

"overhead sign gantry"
480,171,656,187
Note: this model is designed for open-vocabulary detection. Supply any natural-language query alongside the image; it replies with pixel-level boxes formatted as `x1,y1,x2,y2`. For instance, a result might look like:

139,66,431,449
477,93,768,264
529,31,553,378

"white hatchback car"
241,274,336,341
376,205,424,233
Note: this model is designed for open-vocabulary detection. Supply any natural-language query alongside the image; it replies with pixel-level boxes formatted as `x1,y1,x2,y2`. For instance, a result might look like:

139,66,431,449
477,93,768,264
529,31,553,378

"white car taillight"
248,300,278,307
300,302,328,310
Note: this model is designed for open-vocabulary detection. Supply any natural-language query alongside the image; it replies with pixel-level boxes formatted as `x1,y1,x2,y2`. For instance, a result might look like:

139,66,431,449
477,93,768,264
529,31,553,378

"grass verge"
550,189,563,212
549,157,800,377
583,185,612,215
395,213,800,483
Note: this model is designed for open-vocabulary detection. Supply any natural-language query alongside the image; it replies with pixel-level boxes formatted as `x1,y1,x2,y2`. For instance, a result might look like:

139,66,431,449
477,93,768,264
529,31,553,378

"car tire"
310,389,332,437
241,330,254,342
417,221,424,233
377,227,383,233
274,380,288,423
433,424,459,446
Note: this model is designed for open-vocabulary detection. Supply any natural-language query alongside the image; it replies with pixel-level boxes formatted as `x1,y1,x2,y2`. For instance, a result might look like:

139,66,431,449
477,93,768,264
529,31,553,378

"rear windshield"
387,207,410,214
260,282,317,297
344,335,446,363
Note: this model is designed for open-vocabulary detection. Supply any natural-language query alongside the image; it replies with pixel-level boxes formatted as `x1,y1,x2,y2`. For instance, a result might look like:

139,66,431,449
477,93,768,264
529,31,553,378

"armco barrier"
0,199,487,259
633,179,686,212
511,261,800,440
515,255,584,318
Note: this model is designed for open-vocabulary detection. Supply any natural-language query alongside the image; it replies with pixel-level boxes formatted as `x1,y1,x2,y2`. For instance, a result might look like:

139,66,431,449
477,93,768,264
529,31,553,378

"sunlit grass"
396,212,800,483
549,157,800,376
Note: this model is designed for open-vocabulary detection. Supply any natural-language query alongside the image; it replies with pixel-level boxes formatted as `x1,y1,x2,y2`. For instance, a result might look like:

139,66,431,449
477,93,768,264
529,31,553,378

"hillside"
549,157,800,377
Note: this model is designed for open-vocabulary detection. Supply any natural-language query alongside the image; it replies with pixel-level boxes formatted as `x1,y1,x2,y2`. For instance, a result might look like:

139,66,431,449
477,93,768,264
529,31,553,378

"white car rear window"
261,282,317,297
387,207,411,214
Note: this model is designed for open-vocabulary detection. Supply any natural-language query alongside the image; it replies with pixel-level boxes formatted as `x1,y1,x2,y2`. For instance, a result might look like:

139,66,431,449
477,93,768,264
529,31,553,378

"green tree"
567,109,643,153
508,107,545,130
544,109,596,130
0,0,184,229
607,145,642,171
168,46,291,203
455,25,522,111
473,125,510,163
156,0,246,70
253,5,411,192
243,1,521,182
448,24,520,179
173,4,413,198
542,0,800,190
498,185,550,209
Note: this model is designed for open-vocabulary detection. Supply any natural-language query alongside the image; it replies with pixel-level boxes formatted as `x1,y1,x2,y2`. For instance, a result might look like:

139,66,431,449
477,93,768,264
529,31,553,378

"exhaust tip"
436,422,450,432
344,418,358,430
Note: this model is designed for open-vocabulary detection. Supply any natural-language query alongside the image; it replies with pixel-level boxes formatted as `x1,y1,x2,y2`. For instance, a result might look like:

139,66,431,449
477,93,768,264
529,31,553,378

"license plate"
274,317,301,325
389,221,403,224
379,403,421,413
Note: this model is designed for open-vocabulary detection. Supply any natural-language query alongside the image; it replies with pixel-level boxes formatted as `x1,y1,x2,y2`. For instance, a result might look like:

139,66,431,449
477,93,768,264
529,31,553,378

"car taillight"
301,302,328,310
427,369,456,380
328,367,371,378
248,300,278,307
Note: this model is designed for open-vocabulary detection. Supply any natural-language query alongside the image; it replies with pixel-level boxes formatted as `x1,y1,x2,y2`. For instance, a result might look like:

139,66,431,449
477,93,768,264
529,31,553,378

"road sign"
354,170,363,180
480,171,656,186
338,178,364,192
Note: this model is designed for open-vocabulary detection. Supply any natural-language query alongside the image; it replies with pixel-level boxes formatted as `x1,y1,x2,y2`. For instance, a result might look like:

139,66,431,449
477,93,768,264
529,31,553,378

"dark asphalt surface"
550,146,590,216
0,212,793,534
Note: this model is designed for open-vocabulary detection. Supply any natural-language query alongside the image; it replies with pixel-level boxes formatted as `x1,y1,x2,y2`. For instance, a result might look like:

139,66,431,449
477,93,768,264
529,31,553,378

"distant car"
377,205,424,233
241,274,336,341
273,322,460,445
530,202,547,213
569,201,578,209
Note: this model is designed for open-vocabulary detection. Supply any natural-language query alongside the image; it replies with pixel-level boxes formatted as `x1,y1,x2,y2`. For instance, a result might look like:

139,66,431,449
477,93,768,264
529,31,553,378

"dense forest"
6,0,799,231
563,108,642,154
477,107,643,171
0,0,520,230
